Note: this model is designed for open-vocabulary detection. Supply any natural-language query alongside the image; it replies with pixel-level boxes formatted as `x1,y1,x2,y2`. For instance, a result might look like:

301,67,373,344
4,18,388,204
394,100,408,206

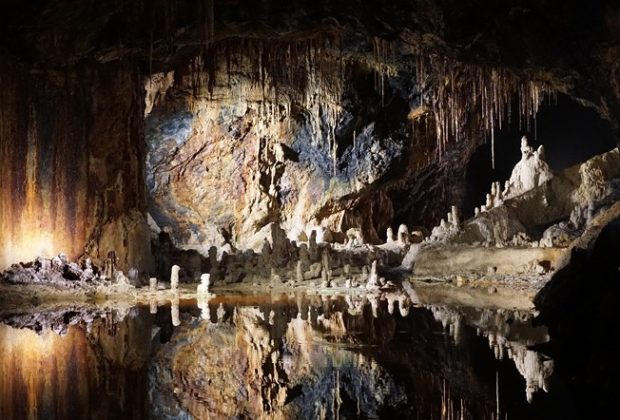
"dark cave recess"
464,94,616,218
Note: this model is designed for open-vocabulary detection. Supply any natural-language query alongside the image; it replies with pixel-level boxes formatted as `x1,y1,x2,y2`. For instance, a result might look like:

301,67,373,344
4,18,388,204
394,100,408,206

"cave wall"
0,61,153,271
145,39,445,252
1,0,620,264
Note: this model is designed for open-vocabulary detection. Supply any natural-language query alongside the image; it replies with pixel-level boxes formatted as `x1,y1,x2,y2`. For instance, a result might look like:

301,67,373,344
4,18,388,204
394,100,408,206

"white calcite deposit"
503,136,553,199
170,265,180,291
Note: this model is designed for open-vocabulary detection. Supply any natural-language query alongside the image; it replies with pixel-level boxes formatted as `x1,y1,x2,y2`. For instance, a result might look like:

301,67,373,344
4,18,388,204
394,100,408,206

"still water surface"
0,293,579,419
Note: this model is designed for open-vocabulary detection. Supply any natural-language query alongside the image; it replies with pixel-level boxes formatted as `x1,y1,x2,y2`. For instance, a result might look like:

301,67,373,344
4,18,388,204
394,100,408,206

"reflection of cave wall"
149,297,509,419
0,62,153,271
0,310,153,419
464,94,617,217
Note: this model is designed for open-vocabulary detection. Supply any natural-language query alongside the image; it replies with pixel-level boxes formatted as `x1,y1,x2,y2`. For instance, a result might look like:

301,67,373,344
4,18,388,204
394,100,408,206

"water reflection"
0,306,152,419
0,294,557,419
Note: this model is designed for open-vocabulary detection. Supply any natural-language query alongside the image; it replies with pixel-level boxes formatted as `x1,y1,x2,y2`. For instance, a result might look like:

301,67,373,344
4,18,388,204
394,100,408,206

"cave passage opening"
464,93,617,218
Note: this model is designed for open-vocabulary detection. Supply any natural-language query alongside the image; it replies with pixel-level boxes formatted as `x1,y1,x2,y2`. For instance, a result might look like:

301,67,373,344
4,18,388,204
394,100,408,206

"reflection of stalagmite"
366,260,380,290
149,297,157,314
197,295,211,320
398,296,410,317
217,303,226,323
171,295,180,326
345,295,364,315
429,305,554,404
386,294,397,314
368,295,379,318
512,347,554,403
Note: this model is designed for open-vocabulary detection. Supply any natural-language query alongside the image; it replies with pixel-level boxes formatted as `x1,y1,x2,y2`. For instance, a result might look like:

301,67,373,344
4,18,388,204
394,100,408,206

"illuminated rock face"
145,64,408,252
0,63,153,271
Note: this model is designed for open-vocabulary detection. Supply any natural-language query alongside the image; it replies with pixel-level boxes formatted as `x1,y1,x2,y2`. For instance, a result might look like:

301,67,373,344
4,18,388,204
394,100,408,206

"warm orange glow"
1,232,58,267
0,119,86,268
0,324,94,419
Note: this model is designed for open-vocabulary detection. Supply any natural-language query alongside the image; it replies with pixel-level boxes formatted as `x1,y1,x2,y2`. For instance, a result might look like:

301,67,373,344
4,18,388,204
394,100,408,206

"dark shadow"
533,217,620,419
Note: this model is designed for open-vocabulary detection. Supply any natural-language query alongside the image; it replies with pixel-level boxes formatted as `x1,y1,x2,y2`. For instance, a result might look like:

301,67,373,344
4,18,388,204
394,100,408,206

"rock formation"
170,265,180,291
503,136,554,199
197,274,211,295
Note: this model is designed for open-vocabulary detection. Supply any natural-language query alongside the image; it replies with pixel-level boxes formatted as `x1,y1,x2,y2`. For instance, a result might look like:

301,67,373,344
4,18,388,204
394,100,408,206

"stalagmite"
397,224,409,246
485,194,493,209
170,265,180,291
261,239,272,267
296,261,304,282
386,227,396,244
270,268,281,286
321,250,330,272
451,206,461,229
309,230,318,261
197,273,211,295
299,244,310,268
503,136,553,199
320,270,330,288
149,277,158,293
346,228,365,247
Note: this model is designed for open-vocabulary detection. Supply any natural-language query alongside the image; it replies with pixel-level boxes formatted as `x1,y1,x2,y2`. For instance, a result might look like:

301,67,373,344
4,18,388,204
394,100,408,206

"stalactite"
415,54,553,164
371,37,396,107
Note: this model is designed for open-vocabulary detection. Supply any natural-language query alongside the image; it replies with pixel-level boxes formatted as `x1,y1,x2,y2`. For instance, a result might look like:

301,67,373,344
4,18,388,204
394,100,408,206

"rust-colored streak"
0,326,91,419
0,62,147,269
0,315,152,420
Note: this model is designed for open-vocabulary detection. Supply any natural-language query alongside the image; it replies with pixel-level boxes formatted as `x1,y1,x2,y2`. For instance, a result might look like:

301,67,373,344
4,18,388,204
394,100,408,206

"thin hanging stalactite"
414,53,553,166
